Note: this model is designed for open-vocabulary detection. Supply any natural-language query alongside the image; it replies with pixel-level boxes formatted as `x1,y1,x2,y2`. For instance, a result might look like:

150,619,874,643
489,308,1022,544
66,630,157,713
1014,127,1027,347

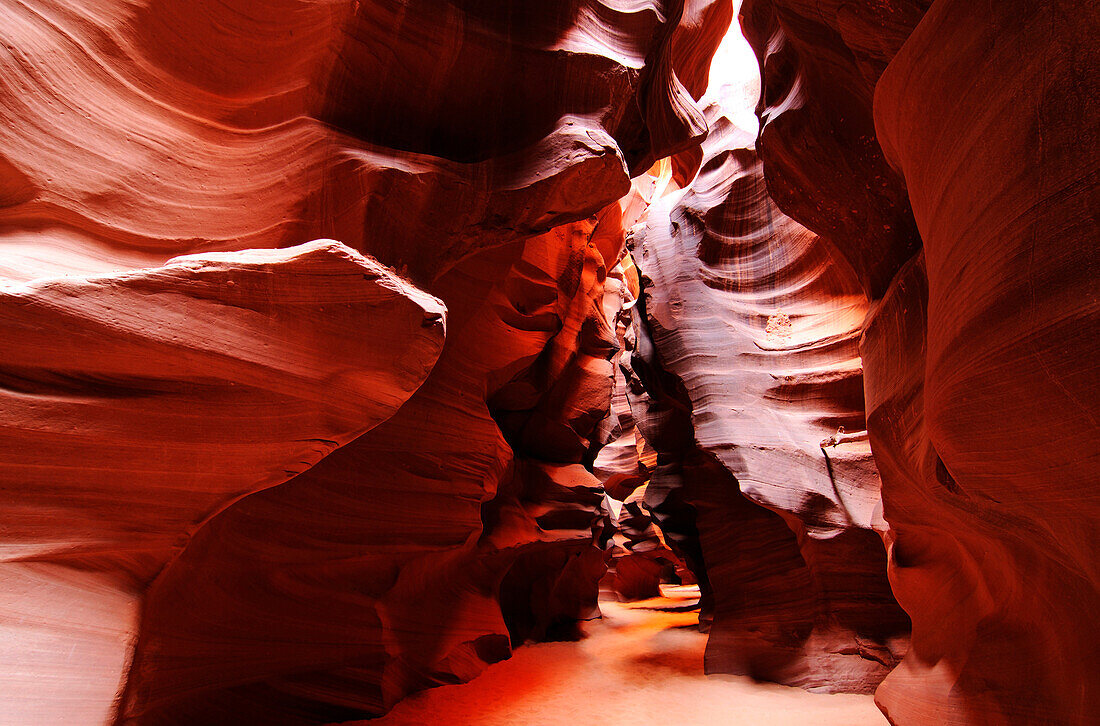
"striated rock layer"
122,220,621,723
6,0,1094,722
0,0,732,723
743,0,1099,722
0,240,447,726
739,0,930,298
627,106,909,693
594,261,684,602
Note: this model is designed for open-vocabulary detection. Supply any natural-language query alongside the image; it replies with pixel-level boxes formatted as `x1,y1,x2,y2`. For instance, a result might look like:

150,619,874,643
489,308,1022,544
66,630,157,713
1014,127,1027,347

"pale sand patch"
370,586,889,726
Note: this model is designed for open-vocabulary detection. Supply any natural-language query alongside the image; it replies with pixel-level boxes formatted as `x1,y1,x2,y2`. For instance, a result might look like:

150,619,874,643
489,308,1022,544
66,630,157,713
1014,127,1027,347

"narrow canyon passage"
0,1,1094,725
370,587,887,726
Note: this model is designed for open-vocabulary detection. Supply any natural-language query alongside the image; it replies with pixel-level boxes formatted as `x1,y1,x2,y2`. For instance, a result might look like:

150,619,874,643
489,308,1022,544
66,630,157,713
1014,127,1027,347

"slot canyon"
0,1,1096,725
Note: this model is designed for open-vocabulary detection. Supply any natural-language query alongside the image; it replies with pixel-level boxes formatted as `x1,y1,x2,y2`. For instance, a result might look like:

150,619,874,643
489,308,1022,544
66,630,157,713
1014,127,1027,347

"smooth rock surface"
4,0,1094,724
742,0,1099,722
0,241,446,725
0,1,731,723
870,1,1100,722
627,106,909,693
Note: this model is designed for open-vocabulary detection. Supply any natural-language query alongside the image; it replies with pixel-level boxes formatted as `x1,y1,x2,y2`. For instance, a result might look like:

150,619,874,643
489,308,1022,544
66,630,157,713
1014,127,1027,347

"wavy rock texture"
869,2,1100,723
10,0,1091,722
593,263,684,602
0,241,446,726
739,0,930,297
593,268,646,503
0,0,732,723
603,483,685,601
123,221,621,723
743,0,1099,722
627,105,909,693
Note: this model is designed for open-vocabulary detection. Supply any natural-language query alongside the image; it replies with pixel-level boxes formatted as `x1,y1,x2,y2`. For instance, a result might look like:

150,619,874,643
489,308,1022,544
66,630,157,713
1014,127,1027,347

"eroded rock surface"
0,1,731,723
627,106,909,693
743,0,1099,722
122,222,621,723
4,0,1094,723
0,240,446,725
593,264,684,602
739,0,930,298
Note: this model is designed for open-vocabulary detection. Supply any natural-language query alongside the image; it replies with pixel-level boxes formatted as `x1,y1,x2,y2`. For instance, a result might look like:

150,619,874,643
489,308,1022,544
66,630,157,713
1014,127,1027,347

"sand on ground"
366,585,889,726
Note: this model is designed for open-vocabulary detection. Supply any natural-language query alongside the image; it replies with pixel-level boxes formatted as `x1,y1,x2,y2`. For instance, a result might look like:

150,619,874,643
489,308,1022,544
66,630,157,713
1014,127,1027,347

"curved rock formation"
1,0,732,723
628,104,909,693
738,0,929,297
603,485,684,602
743,0,1099,722
594,263,683,602
7,0,1093,722
0,241,445,725
593,267,647,503
869,2,1100,723
120,213,625,724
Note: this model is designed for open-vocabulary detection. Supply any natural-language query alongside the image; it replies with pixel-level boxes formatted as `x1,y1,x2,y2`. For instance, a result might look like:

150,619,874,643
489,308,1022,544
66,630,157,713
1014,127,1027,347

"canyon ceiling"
0,1,1095,725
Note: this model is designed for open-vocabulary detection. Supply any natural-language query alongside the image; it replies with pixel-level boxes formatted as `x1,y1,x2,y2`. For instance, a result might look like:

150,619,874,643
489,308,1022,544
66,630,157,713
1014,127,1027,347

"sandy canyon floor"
367,586,888,725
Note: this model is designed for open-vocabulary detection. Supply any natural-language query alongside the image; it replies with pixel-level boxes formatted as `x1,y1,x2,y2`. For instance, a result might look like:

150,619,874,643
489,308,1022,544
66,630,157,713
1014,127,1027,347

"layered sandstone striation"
0,240,447,725
0,0,732,723
627,105,909,693
739,0,930,298
123,220,621,723
4,0,1094,723
594,263,684,602
743,0,1099,722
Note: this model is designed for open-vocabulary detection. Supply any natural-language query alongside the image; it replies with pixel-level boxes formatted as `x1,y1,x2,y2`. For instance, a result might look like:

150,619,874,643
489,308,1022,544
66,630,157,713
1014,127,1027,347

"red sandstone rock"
121,215,624,723
868,2,1100,723
743,0,1099,722
593,265,684,602
8,0,1093,722
0,241,446,724
739,0,929,298
593,270,648,502
0,1,731,723
603,483,684,602
627,102,909,693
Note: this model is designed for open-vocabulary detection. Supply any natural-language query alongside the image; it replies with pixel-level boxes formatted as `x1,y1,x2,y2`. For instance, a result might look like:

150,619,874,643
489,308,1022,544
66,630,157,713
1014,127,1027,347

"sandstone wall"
742,1,1099,722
